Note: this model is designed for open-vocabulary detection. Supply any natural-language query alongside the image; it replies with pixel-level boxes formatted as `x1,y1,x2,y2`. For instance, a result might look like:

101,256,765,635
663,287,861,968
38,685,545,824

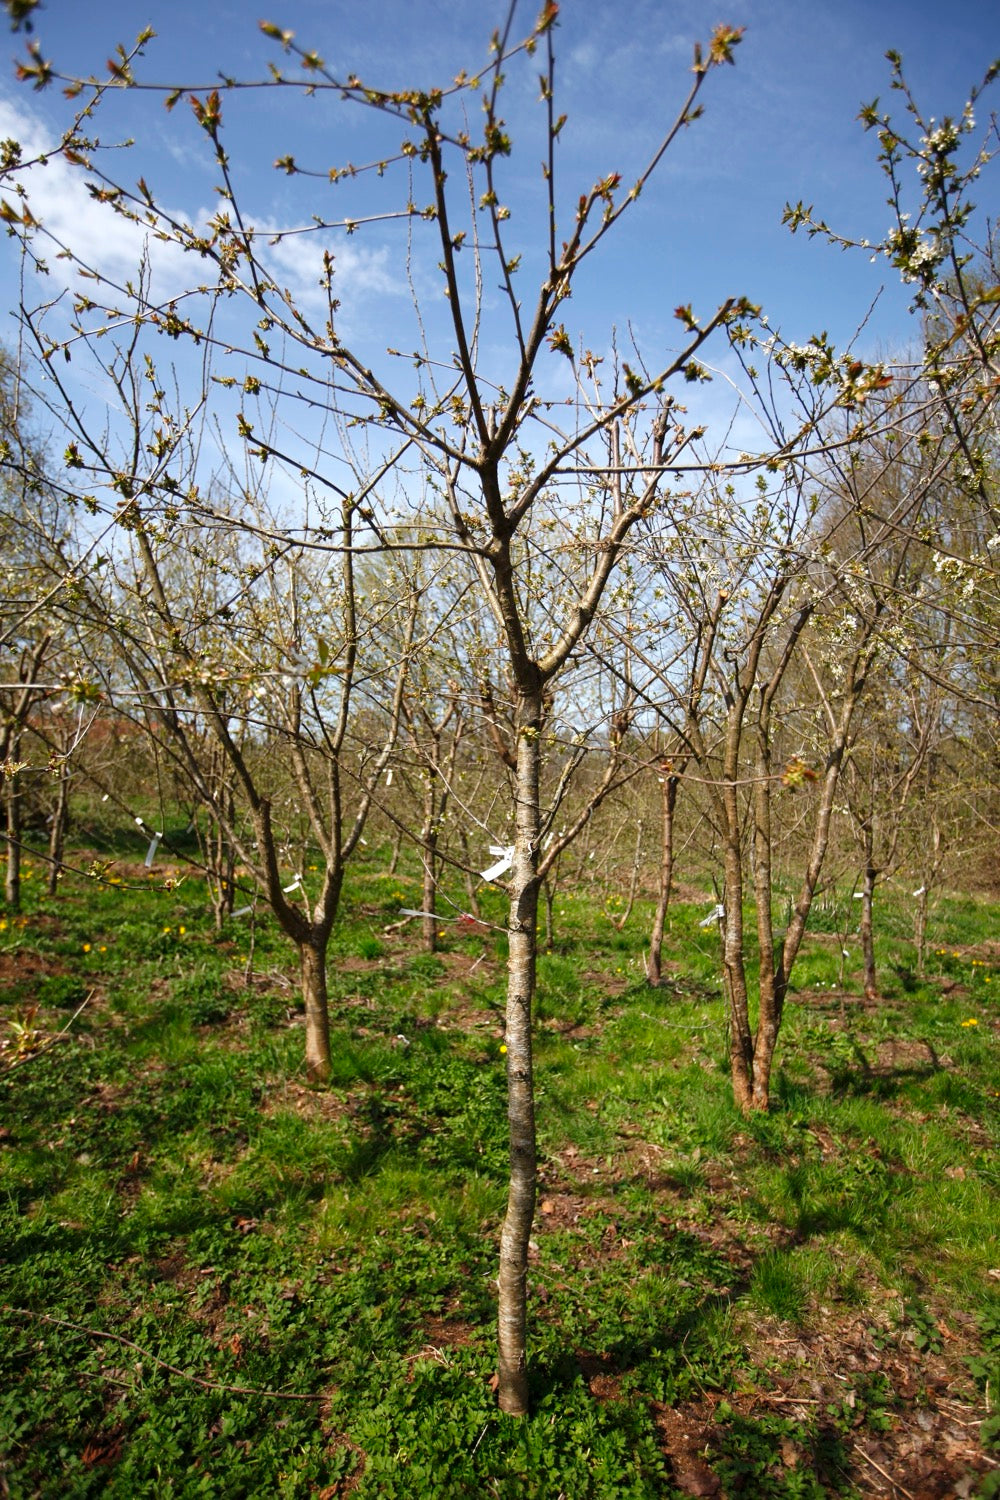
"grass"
1,839,998,1496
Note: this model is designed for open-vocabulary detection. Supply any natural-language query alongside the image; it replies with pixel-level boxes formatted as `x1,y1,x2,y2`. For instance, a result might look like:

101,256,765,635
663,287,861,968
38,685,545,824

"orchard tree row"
1,4,997,1413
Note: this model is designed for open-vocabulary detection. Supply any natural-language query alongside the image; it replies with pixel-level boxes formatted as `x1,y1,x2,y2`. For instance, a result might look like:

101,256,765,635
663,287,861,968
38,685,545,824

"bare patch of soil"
262,1078,353,1126
873,1037,938,1073
734,1313,994,1497
654,1402,721,1495
0,949,65,986
416,1315,477,1354
576,1351,624,1404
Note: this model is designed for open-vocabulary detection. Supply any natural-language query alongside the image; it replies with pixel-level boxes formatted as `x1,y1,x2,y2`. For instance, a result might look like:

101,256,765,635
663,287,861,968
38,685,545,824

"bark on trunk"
459,828,481,920
497,687,542,1416
301,937,332,1084
613,817,643,931
387,823,404,877
647,773,678,986
421,801,438,954
860,862,878,1002
751,731,779,1111
721,836,754,1113
914,886,928,979
4,748,23,912
46,761,70,897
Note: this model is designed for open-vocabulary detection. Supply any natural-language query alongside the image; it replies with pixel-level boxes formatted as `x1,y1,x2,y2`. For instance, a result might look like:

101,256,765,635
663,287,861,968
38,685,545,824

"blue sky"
1,0,997,465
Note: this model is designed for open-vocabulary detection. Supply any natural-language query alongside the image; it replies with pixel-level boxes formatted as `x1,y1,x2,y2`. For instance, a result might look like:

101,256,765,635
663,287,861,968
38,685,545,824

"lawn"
1,845,998,1497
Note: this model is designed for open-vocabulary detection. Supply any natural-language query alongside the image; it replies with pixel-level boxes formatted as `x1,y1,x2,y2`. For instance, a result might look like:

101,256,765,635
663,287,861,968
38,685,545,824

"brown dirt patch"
652,1373,993,1497
262,1078,353,1125
0,949,66,987
737,1312,994,1498
576,1351,624,1404
416,1315,476,1353
654,1402,721,1495
873,1037,939,1073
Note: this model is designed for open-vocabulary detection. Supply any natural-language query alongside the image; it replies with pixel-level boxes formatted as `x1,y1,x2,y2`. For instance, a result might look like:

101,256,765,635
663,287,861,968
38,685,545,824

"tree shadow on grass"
525,1231,866,1496
818,1039,943,1103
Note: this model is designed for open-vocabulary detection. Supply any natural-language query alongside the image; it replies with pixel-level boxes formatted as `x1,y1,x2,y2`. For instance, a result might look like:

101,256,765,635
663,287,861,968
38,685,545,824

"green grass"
1,841,998,1496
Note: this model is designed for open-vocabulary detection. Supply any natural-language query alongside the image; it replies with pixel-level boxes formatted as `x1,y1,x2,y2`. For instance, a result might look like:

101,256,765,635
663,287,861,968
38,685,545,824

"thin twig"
754,1393,824,1405
637,1010,717,1030
0,993,93,1076
7,1309,325,1402
855,1444,916,1500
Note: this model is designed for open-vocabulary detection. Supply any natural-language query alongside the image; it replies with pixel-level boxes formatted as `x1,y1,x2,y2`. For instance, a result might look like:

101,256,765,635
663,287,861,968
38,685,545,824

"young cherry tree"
599,307,931,1111
9,3,752,1412
0,345,75,909
785,54,999,709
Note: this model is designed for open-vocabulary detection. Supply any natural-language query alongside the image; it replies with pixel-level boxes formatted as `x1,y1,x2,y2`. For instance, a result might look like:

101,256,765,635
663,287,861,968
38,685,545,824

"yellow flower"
961,1018,979,1027
82,943,91,953
499,1044,508,1054
178,926,186,936
163,926,171,935
99,945,107,953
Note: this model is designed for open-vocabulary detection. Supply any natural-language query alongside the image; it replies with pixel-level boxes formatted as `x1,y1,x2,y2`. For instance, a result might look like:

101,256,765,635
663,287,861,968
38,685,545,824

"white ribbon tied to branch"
698,902,725,928
480,845,515,882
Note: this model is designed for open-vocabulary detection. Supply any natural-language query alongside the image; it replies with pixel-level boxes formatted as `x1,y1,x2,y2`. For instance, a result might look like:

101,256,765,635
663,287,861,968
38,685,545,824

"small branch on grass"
855,1446,916,1500
637,1010,717,1030
6,1309,326,1402
0,993,93,1076
754,1393,824,1405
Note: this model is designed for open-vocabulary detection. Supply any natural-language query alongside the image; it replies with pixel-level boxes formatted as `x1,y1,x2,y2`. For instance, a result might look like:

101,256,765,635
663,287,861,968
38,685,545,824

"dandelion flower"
961,1018,979,1027
82,943,91,953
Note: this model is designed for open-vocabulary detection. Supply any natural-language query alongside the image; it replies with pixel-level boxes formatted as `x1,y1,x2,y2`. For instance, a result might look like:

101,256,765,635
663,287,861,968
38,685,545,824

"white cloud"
0,94,209,308
0,94,405,337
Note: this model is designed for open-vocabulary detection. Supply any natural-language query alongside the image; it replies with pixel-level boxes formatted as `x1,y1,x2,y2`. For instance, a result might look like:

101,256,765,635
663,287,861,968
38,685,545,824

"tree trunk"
421,773,438,953
421,827,439,952
860,861,878,1001
720,834,754,1113
209,782,236,931
613,817,643,931
387,822,405,877
301,936,332,1084
647,773,679,985
458,828,481,919
47,760,70,897
497,686,542,1416
4,746,23,912
751,729,779,1111
914,818,940,979
914,884,928,979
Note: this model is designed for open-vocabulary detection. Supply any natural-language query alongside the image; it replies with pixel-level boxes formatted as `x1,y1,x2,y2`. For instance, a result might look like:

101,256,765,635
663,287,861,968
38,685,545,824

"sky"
0,0,997,474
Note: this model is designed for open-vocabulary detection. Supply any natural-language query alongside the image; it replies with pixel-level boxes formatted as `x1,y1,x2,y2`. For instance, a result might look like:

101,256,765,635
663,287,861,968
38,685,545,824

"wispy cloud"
0,94,406,337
